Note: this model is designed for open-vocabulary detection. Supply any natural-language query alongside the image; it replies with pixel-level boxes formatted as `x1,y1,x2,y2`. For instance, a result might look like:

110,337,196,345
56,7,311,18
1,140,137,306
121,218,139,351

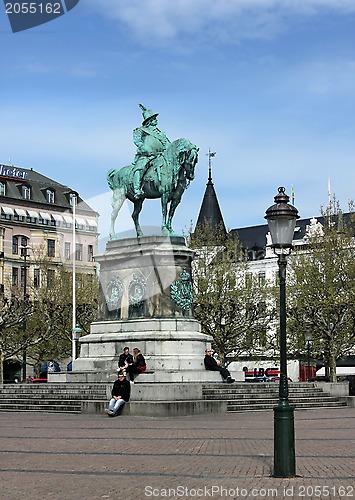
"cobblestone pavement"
0,408,354,500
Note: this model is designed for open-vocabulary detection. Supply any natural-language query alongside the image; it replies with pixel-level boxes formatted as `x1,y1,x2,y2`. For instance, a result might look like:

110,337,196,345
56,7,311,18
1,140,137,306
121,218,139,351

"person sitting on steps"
126,347,146,383
118,346,133,371
104,370,131,417
204,348,235,383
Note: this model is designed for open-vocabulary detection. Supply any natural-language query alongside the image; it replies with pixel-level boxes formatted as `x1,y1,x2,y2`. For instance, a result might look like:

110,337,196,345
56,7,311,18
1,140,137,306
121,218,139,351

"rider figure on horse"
132,104,171,199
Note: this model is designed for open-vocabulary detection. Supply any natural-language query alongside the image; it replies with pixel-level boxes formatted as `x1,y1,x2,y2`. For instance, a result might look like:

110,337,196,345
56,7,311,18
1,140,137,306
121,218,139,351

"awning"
75,217,86,226
27,210,39,218
63,215,73,223
51,214,63,222
86,218,98,227
40,212,51,220
1,206,14,215
14,208,26,217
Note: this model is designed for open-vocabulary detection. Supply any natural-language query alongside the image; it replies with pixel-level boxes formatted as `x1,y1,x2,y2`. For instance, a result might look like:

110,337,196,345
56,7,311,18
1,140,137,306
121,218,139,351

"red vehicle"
270,376,292,383
25,377,47,383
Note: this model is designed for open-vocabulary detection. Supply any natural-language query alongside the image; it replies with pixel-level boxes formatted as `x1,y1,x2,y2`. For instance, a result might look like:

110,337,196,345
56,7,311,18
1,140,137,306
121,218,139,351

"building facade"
0,163,98,295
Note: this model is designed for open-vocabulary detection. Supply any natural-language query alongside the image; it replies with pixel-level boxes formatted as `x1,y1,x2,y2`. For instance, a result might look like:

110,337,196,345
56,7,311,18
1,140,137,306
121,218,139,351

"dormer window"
22,185,31,200
0,182,5,196
46,189,55,204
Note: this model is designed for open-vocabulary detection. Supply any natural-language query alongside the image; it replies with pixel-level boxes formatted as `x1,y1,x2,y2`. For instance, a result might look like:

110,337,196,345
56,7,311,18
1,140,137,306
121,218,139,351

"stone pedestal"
72,236,213,383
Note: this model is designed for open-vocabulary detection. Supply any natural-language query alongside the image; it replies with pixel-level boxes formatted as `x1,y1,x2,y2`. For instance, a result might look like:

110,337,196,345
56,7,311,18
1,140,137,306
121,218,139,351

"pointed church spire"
195,149,226,235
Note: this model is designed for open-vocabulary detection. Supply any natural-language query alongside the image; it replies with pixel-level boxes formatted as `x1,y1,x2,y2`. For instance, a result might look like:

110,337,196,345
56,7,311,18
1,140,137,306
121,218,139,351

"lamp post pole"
21,245,29,380
265,187,299,478
71,193,77,363
305,330,313,382
274,250,295,476
72,324,82,361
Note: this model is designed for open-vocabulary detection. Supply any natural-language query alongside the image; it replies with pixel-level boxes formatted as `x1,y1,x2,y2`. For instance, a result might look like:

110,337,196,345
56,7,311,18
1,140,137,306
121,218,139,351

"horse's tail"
107,168,123,191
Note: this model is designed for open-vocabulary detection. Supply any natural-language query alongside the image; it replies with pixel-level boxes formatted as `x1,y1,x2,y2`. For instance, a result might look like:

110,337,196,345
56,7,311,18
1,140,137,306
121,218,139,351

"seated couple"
118,346,146,383
204,348,235,383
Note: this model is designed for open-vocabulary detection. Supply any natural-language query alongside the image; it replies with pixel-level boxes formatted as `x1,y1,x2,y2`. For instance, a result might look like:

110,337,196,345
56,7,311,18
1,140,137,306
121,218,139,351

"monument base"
71,318,213,383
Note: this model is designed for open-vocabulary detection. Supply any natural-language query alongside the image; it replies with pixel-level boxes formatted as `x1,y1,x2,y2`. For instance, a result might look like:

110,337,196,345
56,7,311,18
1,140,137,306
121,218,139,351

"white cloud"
86,0,355,46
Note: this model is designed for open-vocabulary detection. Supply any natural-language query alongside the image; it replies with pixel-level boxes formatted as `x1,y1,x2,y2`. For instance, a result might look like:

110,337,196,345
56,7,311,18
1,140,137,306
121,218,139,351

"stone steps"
0,383,107,414
0,402,82,413
203,390,325,399
0,382,349,415
227,400,347,412
201,382,348,412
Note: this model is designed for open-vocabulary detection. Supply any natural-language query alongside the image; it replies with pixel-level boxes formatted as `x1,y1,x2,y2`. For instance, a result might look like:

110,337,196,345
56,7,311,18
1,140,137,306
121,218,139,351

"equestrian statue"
107,104,199,239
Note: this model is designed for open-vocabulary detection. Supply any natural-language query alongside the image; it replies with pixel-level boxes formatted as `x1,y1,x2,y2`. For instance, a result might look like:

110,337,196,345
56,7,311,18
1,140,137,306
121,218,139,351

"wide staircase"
0,381,348,414
0,383,108,413
203,382,348,412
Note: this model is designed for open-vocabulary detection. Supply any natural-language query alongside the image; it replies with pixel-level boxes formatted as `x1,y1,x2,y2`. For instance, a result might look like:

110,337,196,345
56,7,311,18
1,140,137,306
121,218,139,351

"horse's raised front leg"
132,198,144,237
109,189,125,240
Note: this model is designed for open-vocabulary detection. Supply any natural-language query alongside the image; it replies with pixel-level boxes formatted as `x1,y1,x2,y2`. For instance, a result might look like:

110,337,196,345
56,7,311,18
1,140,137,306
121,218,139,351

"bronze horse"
107,138,199,238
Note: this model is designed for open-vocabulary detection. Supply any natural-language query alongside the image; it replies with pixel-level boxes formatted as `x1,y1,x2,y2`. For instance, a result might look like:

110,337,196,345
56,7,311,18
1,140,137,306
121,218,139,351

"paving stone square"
0,408,354,499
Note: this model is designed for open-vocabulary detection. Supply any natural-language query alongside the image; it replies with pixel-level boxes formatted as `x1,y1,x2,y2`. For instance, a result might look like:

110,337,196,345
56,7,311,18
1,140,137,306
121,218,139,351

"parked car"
270,376,292,382
25,377,47,383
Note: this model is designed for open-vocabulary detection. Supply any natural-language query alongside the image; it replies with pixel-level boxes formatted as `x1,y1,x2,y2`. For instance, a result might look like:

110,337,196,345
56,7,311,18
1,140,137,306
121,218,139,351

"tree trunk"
329,354,337,383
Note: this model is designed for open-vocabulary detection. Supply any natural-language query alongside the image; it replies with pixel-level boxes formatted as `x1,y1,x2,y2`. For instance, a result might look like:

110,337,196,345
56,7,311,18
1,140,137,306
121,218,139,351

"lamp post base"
273,401,296,477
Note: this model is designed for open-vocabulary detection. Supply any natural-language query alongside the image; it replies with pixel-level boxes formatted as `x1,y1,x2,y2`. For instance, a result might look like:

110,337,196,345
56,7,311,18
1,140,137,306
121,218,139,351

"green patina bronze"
107,104,199,239
170,269,193,315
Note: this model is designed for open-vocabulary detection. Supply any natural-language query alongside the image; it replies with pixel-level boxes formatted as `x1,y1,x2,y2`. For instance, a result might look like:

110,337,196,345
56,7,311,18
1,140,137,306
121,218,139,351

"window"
12,236,18,255
0,182,5,195
75,243,83,261
88,244,94,262
51,214,62,227
12,267,18,286
14,209,25,221
21,185,31,200
1,207,11,220
47,239,55,257
46,189,55,203
62,215,72,228
258,272,266,285
34,268,40,288
21,236,28,249
47,269,55,288
64,242,71,260
39,212,50,225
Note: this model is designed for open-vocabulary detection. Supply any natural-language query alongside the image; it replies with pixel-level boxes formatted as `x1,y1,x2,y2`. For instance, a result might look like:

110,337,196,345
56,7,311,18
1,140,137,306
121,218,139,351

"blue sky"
1,1,355,240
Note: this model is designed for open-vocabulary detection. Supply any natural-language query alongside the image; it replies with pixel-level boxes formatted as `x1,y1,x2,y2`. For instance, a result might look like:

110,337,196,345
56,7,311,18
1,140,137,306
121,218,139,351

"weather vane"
206,149,216,181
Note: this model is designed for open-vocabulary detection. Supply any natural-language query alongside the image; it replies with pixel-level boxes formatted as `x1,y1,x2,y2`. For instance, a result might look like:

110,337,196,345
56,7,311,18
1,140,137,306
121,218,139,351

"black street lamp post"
265,187,299,478
305,330,313,382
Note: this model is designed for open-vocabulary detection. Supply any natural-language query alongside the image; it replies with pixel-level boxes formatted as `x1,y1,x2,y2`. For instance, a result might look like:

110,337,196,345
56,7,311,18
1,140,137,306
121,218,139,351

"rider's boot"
133,170,143,199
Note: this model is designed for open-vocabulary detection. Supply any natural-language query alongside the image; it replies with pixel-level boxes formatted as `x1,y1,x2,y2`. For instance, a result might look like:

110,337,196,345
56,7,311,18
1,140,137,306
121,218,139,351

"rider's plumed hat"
139,103,159,125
